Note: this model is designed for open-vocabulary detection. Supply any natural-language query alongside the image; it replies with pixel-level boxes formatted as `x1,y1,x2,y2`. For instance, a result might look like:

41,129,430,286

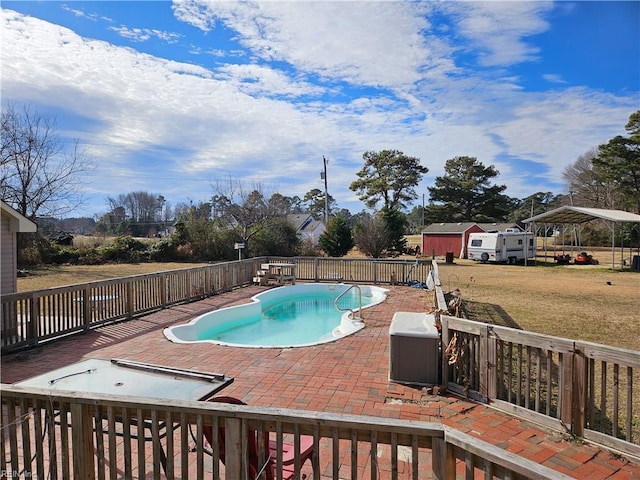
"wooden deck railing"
268,256,432,285
429,262,640,459
0,385,574,479
4,257,637,464
1,257,431,353
1,258,262,352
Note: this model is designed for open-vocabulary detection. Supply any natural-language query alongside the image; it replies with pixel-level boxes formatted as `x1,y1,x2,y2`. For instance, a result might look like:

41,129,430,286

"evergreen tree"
380,207,407,254
595,110,640,212
349,150,428,210
318,216,354,257
426,156,514,222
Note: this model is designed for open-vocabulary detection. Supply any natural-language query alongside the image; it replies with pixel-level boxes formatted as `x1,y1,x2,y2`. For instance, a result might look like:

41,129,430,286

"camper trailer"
467,229,536,264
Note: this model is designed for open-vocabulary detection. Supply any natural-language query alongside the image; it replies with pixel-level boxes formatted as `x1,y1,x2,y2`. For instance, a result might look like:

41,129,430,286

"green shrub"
49,246,82,264
17,233,57,266
148,238,179,261
99,236,149,262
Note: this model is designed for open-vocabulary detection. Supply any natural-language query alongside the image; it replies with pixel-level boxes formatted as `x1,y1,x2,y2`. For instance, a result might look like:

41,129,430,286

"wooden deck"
2,284,639,478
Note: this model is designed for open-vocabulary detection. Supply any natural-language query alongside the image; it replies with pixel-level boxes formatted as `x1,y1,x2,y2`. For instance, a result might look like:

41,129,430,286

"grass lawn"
17,262,211,290
438,259,639,351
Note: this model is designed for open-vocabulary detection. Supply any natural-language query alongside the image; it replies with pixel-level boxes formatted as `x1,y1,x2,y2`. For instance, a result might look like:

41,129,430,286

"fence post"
373,260,378,285
71,402,95,479
28,292,39,343
432,436,455,480
559,349,574,432
486,329,497,400
160,273,167,307
572,344,586,438
225,417,242,479
205,268,211,296
81,289,91,330
479,325,498,401
314,257,319,282
441,317,450,390
126,281,134,320
479,326,489,402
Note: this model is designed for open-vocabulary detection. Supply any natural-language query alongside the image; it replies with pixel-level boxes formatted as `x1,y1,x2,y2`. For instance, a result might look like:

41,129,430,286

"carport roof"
421,222,479,233
523,206,640,225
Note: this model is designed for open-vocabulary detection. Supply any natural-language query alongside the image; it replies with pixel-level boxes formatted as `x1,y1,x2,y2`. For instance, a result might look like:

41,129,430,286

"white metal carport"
522,206,640,270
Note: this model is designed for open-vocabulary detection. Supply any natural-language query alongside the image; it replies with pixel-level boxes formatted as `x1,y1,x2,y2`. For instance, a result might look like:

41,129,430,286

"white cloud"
1,4,637,217
109,26,182,43
173,1,442,88
61,4,113,23
442,1,554,66
543,73,567,84
213,64,324,98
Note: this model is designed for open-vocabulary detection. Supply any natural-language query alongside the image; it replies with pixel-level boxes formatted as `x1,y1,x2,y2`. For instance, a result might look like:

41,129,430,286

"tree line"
2,103,639,264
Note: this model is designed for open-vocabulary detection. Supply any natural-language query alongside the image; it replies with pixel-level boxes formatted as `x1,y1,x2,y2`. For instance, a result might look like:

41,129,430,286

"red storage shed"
420,222,484,259
420,222,523,259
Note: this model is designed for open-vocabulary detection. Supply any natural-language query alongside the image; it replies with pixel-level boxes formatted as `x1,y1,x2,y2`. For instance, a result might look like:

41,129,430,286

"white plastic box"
389,312,440,385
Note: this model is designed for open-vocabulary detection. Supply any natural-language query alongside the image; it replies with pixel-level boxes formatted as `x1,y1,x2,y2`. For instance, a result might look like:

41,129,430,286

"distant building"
477,223,523,233
1,200,37,294
287,213,326,245
420,222,522,259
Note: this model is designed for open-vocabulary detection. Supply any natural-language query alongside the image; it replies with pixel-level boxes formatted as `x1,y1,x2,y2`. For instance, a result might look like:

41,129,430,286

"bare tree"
353,213,388,258
1,103,92,218
562,148,621,209
108,191,165,222
211,176,283,253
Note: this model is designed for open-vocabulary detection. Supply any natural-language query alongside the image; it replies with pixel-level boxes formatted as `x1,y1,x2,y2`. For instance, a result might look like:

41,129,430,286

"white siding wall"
1,215,17,294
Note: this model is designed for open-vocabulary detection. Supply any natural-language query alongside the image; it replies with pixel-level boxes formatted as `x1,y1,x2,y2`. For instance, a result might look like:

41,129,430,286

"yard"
16,257,640,351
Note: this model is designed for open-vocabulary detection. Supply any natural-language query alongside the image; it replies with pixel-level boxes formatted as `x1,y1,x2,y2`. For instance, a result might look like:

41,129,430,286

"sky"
2,1,639,219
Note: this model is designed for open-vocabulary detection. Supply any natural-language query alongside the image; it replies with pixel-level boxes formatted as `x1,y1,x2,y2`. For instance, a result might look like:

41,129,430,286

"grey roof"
287,213,313,230
421,222,479,234
477,223,522,232
523,206,640,225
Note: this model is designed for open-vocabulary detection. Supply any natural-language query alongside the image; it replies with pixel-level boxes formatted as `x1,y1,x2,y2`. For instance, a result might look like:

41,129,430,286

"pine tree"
318,216,354,257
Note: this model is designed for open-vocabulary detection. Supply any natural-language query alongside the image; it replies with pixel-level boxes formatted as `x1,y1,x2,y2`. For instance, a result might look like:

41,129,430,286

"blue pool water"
203,292,369,345
163,283,388,348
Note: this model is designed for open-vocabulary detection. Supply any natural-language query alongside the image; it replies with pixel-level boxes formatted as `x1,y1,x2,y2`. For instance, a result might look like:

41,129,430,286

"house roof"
1,200,37,232
287,213,325,233
523,206,640,225
477,223,522,232
287,213,313,230
421,222,480,234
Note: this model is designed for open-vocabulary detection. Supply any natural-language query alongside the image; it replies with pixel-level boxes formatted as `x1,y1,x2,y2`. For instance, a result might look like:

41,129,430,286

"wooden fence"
4,256,637,463
429,264,640,459
1,257,431,353
0,385,574,479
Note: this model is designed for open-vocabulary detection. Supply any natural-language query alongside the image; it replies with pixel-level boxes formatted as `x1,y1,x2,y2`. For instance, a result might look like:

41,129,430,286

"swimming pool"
163,283,388,348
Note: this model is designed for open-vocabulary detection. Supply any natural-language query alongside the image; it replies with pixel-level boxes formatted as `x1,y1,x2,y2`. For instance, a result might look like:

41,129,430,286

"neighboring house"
287,213,326,245
420,222,485,259
1,200,37,294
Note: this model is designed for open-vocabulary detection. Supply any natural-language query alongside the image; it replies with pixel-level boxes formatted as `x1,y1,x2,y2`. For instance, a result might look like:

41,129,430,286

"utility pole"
321,156,329,224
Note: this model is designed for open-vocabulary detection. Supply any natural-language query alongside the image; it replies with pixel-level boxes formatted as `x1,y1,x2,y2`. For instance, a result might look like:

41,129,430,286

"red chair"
203,396,314,480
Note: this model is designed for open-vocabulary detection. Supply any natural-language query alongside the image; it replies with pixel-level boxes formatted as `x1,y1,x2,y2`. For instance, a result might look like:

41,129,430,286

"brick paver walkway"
2,285,639,478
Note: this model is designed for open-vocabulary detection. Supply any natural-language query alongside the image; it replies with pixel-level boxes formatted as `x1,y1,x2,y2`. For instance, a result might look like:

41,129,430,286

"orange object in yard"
574,251,598,265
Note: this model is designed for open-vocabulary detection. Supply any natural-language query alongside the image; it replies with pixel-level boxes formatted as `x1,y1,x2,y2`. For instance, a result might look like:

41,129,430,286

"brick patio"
2,284,639,478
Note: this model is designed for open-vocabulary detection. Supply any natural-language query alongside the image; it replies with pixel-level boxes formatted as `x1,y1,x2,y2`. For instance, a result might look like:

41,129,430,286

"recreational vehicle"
467,229,536,263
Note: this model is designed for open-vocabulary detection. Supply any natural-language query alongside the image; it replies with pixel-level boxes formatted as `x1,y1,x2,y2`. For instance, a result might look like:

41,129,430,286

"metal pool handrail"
334,284,362,320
